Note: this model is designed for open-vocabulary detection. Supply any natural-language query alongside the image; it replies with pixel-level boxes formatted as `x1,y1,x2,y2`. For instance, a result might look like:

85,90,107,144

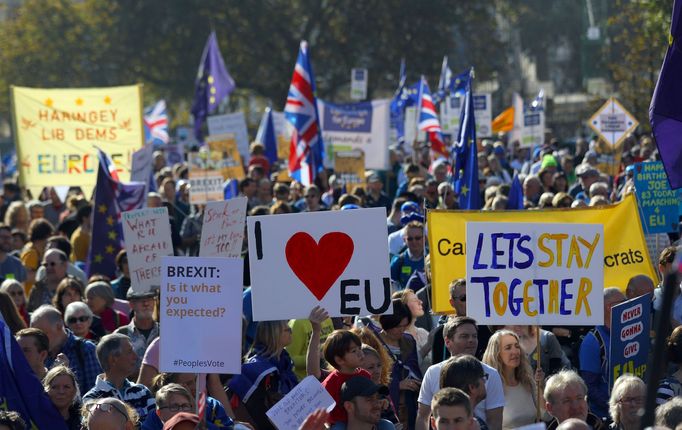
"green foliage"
0,0,503,122
606,0,673,130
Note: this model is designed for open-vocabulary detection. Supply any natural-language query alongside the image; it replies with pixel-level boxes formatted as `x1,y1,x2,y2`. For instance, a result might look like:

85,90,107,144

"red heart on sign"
285,232,354,301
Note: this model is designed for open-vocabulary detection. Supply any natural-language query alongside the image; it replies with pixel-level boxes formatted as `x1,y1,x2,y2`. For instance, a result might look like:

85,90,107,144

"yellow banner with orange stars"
11,85,144,196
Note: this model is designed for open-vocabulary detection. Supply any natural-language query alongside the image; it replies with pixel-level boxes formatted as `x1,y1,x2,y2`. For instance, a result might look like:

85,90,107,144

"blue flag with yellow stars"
86,149,145,278
451,68,480,210
191,31,236,142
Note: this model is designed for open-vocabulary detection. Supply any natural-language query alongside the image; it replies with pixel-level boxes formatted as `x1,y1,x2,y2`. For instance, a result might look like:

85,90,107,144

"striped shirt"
83,374,155,421
657,376,682,405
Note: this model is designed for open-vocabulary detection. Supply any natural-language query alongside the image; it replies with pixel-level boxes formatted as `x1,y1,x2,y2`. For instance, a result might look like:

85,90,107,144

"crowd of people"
0,132,682,430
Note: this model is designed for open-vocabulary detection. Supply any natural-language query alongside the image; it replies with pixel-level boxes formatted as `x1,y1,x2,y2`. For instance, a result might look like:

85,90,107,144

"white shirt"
417,360,505,424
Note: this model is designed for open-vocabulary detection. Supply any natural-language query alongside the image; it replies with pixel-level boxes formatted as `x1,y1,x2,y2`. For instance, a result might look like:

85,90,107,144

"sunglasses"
42,261,59,267
85,401,127,419
453,295,466,302
406,236,423,242
67,316,90,324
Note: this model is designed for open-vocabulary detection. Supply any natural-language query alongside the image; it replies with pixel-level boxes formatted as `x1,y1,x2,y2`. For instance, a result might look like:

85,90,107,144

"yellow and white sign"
11,85,144,195
428,194,657,314
588,97,638,147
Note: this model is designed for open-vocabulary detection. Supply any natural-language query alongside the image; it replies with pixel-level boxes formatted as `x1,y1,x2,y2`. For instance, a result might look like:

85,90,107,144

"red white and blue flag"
143,100,169,145
417,76,448,157
284,41,324,186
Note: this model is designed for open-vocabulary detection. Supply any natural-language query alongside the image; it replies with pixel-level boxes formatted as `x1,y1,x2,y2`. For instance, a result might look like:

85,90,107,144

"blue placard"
633,161,679,234
609,294,650,388
323,101,373,133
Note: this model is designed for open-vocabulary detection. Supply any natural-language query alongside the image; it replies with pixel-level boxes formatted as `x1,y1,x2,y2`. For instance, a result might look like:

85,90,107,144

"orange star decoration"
105,245,115,254
108,230,117,240
44,98,53,107
98,204,107,214
106,216,114,226
75,98,84,106
94,254,103,263
103,96,112,105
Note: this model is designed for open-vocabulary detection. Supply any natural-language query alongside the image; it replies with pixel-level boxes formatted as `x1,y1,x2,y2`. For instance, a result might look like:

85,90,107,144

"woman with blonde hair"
608,375,645,430
44,365,81,430
483,329,544,429
0,279,28,325
4,201,29,234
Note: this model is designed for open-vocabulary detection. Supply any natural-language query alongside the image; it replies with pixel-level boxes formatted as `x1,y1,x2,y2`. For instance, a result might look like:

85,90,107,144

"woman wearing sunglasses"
83,398,139,430
64,301,104,342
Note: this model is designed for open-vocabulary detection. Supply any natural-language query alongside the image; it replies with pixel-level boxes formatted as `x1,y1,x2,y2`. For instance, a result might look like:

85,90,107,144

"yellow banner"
11,85,144,194
427,194,657,314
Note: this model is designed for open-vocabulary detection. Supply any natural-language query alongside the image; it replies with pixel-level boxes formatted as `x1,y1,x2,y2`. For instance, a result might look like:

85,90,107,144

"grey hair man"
544,370,607,430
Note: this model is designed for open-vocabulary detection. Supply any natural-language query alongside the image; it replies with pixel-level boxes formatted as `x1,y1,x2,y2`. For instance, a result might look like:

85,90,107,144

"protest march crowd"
3,4,682,429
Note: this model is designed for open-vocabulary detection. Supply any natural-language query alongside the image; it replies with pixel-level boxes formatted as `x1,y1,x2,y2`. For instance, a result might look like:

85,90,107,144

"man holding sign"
578,288,626,421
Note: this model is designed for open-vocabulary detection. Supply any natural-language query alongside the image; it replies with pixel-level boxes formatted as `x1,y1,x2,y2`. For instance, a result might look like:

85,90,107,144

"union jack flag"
417,76,448,157
284,41,324,186
143,100,169,145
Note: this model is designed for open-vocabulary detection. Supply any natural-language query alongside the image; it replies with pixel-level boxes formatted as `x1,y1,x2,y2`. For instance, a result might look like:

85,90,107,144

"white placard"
160,256,243,374
199,197,248,258
131,144,153,183
247,208,392,321
466,222,604,325
266,375,336,430
588,97,639,147
317,99,390,170
122,207,174,294
207,112,250,161
440,93,493,137
520,109,545,148
350,68,368,100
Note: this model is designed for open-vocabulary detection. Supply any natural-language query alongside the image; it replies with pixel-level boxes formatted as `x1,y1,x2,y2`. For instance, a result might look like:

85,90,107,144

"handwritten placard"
609,294,650,387
122,207,173,294
160,256,243,374
199,198,248,258
266,375,336,430
466,222,604,325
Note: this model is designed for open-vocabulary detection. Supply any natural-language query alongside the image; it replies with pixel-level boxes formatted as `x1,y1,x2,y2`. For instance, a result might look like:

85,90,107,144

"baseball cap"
575,164,599,177
162,412,200,430
400,201,420,214
340,376,389,402
367,172,381,183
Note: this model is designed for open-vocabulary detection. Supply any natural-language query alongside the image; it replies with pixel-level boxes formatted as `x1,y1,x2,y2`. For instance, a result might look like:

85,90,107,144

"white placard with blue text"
160,256,243,374
266,375,336,430
466,222,604,325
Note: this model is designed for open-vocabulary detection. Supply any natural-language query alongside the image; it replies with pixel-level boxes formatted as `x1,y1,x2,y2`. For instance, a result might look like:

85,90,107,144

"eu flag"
452,69,480,210
650,0,682,189
86,149,145,278
191,31,236,142
256,107,279,166
506,173,525,209
0,320,67,429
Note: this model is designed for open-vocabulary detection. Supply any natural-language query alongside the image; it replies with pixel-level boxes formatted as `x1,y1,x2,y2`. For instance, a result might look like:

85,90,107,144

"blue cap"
400,201,420,214
340,204,360,211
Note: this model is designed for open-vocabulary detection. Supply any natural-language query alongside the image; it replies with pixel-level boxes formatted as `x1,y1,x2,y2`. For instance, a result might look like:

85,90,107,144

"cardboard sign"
593,138,624,177
122,207,174,294
609,294,650,387
466,222,604,325
588,98,638,147
266,375,336,430
521,108,545,148
334,150,365,194
188,149,224,205
634,161,679,234
350,68,368,100
428,195,657,314
206,134,245,181
130,144,154,196
272,110,292,160
207,112,250,161
247,208,392,320
160,256,243,374
318,100,391,169
199,198,248,258
440,93,493,138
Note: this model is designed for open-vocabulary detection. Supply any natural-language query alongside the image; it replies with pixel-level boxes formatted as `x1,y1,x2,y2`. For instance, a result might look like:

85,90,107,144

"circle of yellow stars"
42,96,113,108
92,203,119,264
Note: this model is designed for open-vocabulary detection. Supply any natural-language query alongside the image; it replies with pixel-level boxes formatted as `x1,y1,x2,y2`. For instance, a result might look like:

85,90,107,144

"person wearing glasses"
607,375,645,430
44,365,82,430
141,383,201,430
27,248,69,312
82,397,139,430
65,301,104,342
390,221,425,290
417,316,504,430
301,185,326,212
82,333,155,422
544,370,607,430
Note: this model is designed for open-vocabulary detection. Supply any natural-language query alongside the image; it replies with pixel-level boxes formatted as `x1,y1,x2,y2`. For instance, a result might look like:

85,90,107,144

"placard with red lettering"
609,294,650,388
199,197,247,258
247,208,392,321
466,222,604,325
122,207,174,294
